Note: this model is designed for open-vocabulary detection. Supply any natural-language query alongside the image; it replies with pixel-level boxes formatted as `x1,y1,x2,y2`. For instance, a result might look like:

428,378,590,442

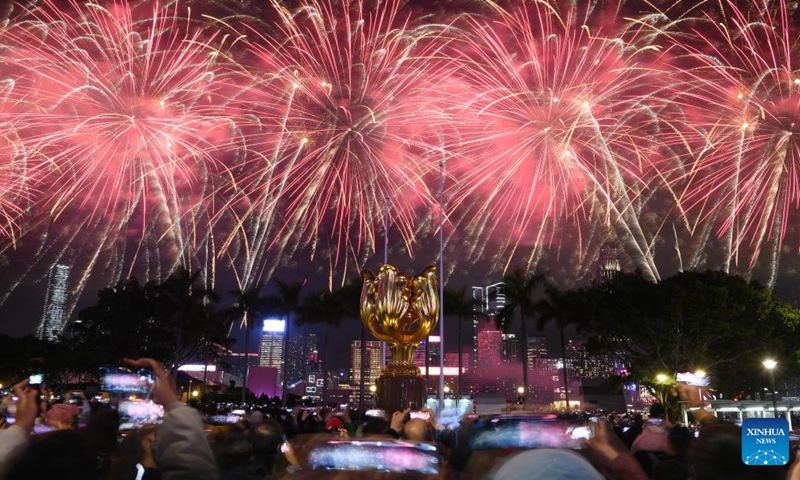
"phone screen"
28,373,44,387
410,411,430,421
308,440,440,474
100,366,154,397
117,400,164,431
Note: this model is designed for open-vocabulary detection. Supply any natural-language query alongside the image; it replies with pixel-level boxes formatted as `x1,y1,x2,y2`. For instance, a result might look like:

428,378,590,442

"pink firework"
4,0,247,234
237,0,460,269
446,1,673,278
672,0,800,278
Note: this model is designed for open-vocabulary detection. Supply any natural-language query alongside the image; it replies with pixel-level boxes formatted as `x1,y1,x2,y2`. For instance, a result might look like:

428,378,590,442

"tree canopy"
577,270,800,399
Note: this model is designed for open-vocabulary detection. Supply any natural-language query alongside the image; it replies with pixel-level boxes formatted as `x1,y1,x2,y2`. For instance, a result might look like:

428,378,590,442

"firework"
668,0,800,284
444,1,679,280
232,0,460,278
0,0,252,307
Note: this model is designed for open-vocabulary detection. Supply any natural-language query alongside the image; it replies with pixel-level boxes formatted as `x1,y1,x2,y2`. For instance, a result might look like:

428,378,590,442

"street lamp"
763,359,778,418
444,385,450,394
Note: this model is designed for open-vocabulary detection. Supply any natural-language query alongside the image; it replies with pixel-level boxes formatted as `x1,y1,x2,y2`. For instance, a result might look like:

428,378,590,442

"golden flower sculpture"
360,264,439,377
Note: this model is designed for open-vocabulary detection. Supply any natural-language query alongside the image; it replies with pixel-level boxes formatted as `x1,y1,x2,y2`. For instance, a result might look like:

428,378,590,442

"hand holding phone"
123,358,178,407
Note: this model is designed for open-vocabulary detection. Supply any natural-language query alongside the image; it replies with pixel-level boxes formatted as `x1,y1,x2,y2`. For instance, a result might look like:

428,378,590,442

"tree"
70,277,171,366
443,286,473,398
152,267,220,377
264,279,304,406
295,282,360,406
496,267,547,401
536,284,584,411
577,270,800,401
222,282,269,405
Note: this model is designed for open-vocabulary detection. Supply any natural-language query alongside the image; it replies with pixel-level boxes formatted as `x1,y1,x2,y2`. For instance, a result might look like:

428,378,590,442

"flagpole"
438,160,445,410
381,196,389,369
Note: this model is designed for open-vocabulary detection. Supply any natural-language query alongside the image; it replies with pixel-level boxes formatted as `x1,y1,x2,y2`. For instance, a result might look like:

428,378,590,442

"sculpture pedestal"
376,375,427,414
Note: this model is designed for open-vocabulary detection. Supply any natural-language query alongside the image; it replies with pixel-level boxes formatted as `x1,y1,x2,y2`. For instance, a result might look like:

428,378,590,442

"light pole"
517,386,525,405
763,359,778,418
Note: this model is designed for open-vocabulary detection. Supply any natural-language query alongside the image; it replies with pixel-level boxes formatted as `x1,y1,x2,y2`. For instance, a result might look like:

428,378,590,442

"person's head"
6,430,100,480
252,419,283,456
667,425,693,457
217,423,251,470
45,403,80,430
649,403,666,419
491,449,604,480
402,418,434,442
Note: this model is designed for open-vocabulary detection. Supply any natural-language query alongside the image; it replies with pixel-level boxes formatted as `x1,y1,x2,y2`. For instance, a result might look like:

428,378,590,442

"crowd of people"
1,359,799,479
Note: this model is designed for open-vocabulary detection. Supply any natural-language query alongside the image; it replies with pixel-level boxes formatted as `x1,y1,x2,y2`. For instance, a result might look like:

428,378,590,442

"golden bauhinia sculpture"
360,264,439,377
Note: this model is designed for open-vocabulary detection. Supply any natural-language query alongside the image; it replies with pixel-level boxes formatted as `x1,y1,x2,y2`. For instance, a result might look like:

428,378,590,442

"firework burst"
234,0,460,278
670,0,800,284
446,1,676,279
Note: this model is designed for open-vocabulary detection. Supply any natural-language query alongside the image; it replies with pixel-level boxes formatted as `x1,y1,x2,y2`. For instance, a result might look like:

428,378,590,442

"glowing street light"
763,359,779,418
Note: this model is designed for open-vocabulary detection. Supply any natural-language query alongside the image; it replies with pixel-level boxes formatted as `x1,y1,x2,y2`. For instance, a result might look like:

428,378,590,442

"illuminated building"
472,282,505,369
502,334,518,363
259,319,285,388
287,333,319,384
351,340,382,388
37,264,71,341
477,328,503,367
526,335,548,368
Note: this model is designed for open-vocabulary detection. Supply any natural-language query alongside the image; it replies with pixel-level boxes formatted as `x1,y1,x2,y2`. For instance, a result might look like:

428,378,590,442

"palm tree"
223,283,269,406
536,283,580,411
295,282,360,407
443,286,473,399
264,279,304,406
153,267,217,378
496,267,547,402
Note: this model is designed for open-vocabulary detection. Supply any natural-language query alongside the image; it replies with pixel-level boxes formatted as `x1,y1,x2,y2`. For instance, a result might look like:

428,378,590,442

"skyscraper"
37,264,71,341
286,333,319,384
351,340,382,388
502,334,518,363
472,282,505,369
259,319,285,389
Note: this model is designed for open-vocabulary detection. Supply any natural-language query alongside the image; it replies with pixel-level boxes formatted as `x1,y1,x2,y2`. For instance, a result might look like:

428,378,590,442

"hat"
325,417,343,431
46,403,80,426
492,449,604,480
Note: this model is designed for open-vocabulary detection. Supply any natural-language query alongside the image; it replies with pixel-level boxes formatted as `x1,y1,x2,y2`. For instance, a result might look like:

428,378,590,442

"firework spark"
669,0,800,284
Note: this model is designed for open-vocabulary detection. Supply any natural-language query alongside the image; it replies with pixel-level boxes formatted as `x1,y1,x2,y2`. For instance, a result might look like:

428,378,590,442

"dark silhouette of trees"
496,267,547,401
264,279,304,406
295,281,360,406
443,285,473,398
577,270,800,400
222,282,269,405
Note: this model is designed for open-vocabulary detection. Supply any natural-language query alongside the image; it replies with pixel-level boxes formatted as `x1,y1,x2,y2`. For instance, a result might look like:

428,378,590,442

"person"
653,426,693,480
44,403,80,430
0,380,38,477
124,358,219,480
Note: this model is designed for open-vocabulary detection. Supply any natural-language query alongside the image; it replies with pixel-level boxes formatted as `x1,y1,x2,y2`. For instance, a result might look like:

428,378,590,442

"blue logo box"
742,418,789,466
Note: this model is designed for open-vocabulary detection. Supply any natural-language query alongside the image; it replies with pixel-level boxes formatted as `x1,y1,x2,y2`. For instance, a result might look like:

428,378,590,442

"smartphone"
307,440,440,474
117,400,164,431
28,373,44,388
100,366,154,397
410,411,430,421
676,372,710,387
280,434,290,454
647,418,665,427
364,409,386,418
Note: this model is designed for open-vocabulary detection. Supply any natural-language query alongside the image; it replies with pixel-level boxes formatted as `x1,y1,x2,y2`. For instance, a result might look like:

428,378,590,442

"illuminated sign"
428,335,441,343
262,319,286,332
